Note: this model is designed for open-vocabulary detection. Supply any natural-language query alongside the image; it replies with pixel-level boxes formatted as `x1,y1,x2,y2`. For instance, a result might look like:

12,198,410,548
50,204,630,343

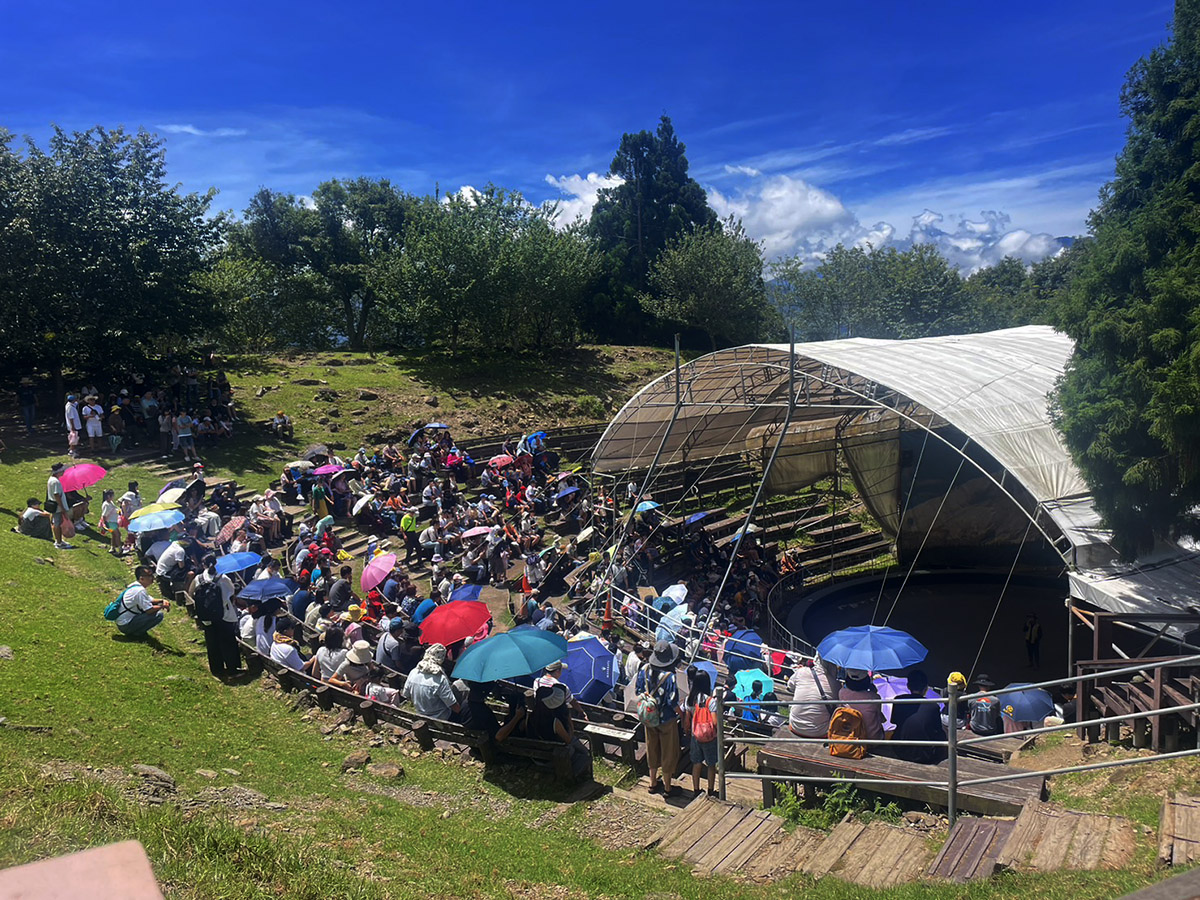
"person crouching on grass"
117,566,170,639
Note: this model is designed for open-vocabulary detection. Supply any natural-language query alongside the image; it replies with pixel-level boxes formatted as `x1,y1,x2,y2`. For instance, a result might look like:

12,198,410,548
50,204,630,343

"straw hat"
346,640,372,665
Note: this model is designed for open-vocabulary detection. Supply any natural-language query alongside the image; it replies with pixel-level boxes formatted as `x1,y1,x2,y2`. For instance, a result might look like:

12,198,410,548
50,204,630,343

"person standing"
1024,613,1042,668
193,555,241,679
64,394,82,458
46,462,73,550
18,377,36,436
175,410,199,463
637,641,684,796
81,394,104,453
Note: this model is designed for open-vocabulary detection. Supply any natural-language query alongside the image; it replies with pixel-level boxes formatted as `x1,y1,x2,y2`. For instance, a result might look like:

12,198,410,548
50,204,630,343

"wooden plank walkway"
995,799,1136,872
928,817,1015,882
647,797,932,886
1159,791,1200,867
756,729,1045,817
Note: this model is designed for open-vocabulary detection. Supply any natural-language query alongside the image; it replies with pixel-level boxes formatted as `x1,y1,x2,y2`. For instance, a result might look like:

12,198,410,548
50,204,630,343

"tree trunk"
708,330,718,352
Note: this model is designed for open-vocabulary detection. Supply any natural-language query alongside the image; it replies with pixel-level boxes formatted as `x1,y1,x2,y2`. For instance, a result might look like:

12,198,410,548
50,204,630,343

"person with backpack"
115,566,170,638
193,554,240,680
683,665,720,796
837,668,885,740
636,641,684,796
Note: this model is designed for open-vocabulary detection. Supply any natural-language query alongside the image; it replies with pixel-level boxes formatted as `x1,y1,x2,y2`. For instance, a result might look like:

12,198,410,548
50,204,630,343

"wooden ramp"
928,817,1015,882
995,799,1136,872
646,796,932,887
756,729,1045,817
1159,791,1200,867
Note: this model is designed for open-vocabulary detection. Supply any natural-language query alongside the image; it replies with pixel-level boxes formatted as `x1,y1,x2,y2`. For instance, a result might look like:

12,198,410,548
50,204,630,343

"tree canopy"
0,126,220,380
1048,0,1200,556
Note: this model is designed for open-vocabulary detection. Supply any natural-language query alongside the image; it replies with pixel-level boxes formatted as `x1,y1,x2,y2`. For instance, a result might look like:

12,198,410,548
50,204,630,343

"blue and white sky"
2,1,1174,271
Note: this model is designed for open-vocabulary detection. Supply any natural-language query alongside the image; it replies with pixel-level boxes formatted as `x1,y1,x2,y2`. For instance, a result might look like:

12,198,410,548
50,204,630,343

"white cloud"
543,172,624,226
157,123,247,138
723,164,762,177
709,174,855,258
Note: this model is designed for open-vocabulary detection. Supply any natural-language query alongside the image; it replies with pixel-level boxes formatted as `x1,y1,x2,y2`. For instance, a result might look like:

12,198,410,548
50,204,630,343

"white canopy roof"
594,325,1200,623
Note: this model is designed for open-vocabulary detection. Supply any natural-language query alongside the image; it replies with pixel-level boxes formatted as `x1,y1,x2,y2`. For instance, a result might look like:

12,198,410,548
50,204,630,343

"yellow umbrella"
129,501,181,519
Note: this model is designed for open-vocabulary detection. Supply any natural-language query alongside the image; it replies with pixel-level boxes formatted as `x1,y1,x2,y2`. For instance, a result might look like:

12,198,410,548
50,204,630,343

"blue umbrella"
562,636,617,705
425,422,449,430
692,660,719,693
529,431,548,440
816,625,928,672
126,509,186,533
215,552,263,575
453,626,568,682
685,511,709,525
996,683,1055,723
733,668,774,700
635,500,660,513
555,486,580,501
238,577,297,600
406,428,424,446
658,602,693,641
449,583,483,603
652,595,678,614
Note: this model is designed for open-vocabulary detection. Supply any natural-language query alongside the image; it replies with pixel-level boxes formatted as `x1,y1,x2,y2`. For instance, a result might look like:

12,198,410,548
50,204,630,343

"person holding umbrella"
636,641,684,796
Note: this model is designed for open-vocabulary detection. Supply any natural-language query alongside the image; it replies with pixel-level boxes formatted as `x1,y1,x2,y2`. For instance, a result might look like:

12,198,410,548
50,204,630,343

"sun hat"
431,554,444,564
452,573,464,583
948,671,968,689
649,641,680,669
342,605,364,622
544,658,567,673
346,640,373,665
974,673,995,689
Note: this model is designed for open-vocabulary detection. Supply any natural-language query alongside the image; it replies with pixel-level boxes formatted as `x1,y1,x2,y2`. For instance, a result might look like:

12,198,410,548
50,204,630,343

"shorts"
51,511,64,526
645,720,680,772
690,735,719,767
178,435,195,449
86,420,102,438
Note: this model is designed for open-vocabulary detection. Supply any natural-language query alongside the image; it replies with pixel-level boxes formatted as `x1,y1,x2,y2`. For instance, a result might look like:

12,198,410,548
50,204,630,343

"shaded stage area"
789,571,1068,686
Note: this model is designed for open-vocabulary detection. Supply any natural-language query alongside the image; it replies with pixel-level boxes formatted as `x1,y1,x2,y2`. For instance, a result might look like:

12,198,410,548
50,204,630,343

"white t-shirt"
65,403,82,431
786,666,836,737
254,617,276,656
315,646,348,680
116,582,155,627
239,613,255,641
46,475,67,510
270,640,305,671
156,541,188,577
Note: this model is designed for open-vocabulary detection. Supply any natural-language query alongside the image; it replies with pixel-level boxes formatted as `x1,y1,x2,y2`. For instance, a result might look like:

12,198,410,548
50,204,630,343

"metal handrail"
714,653,1200,828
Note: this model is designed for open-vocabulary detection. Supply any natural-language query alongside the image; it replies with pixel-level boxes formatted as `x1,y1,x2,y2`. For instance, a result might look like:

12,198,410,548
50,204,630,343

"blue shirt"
413,598,437,625
382,577,399,602
289,589,312,620
636,669,679,723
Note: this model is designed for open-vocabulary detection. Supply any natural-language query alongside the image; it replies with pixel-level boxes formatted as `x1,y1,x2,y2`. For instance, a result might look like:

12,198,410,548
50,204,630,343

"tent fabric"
593,326,1200,623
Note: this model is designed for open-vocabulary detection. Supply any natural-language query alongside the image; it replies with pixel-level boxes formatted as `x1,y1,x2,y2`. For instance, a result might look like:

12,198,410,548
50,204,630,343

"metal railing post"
947,681,959,829
716,692,726,801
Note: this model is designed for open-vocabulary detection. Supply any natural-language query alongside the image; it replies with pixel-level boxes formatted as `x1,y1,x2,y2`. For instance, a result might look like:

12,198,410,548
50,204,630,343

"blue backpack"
103,586,133,621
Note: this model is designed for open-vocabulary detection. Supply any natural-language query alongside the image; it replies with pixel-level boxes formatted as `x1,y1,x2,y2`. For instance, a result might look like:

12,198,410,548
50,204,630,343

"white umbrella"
662,583,689,604
159,487,187,504
352,494,375,516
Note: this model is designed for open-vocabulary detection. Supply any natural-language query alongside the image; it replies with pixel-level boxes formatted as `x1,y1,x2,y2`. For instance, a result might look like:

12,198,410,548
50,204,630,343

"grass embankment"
0,354,1188,898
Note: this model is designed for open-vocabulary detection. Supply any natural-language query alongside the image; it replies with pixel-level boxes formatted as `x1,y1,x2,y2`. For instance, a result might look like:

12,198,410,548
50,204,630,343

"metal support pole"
947,681,959,829
716,692,727,800
1066,595,1075,682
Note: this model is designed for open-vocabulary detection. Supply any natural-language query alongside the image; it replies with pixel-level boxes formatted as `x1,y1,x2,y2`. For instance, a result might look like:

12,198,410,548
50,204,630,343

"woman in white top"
305,626,348,681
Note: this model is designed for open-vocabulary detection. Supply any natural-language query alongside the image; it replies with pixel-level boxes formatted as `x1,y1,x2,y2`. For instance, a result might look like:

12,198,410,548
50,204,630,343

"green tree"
962,256,1029,331
587,115,717,340
0,126,220,387
641,217,775,351
1049,1,1200,555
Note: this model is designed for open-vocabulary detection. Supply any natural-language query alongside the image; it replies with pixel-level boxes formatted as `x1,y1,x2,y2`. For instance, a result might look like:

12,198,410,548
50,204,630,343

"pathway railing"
715,652,1200,827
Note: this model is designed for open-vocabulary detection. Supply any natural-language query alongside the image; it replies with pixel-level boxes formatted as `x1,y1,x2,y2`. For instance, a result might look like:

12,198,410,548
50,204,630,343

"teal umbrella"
452,626,567,682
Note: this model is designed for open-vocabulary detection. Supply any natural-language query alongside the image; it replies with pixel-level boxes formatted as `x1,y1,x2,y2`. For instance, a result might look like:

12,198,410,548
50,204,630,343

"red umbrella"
419,600,492,646
216,515,247,545
489,454,514,468
59,463,107,492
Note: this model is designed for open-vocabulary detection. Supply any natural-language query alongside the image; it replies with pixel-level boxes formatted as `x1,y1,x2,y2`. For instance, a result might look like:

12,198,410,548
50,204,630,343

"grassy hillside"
0,348,1191,898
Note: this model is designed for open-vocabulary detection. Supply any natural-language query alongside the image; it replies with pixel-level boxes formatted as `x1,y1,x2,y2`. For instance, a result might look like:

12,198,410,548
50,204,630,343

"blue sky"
2,0,1175,270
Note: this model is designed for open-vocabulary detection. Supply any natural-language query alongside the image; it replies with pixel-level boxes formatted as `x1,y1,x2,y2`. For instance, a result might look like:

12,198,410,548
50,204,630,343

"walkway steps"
1159,791,1200,867
995,799,1135,872
928,817,1014,882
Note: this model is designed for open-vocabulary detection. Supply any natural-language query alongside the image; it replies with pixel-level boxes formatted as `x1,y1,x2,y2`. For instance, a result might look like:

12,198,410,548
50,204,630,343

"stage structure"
592,326,1200,627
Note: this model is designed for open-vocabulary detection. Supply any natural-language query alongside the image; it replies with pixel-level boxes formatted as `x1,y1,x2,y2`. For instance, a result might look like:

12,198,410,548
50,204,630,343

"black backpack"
194,579,224,623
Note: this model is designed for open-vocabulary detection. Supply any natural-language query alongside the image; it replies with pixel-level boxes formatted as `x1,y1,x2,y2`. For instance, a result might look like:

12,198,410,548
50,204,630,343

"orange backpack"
827,706,867,759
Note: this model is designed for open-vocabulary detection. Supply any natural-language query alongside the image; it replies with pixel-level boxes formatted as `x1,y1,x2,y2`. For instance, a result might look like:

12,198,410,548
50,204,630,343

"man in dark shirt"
18,377,37,435
328,565,354,611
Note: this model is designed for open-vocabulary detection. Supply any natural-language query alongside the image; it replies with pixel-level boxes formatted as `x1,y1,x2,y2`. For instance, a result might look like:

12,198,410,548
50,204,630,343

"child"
99,489,122,555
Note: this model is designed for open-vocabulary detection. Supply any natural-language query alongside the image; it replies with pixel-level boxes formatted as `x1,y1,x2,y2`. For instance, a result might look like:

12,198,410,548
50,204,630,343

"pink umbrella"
361,553,397,591
489,454,514,468
462,525,491,539
312,464,343,476
59,463,107,492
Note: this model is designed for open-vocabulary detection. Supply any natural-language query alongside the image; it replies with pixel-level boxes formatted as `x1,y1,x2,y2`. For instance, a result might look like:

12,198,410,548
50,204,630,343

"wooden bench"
755,728,1046,817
